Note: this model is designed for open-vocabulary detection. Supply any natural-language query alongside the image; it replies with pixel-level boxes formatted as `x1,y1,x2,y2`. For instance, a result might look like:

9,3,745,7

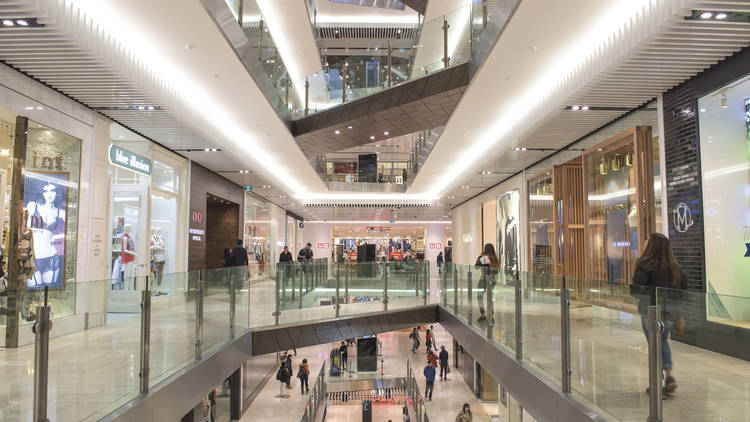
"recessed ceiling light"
571,105,580,111
700,108,706,112
35,106,43,110
334,129,340,134
384,131,389,136
118,135,124,139
700,11,713,19
581,106,589,111
204,148,210,152
370,135,375,140
146,106,154,110
347,126,353,130
2,20,14,26
716,13,728,19
137,106,145,110
24,106,33,110
15,19,28,26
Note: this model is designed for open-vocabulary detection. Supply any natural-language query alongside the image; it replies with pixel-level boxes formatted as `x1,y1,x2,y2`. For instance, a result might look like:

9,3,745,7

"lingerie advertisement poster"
497,190,520,277
23,171,69,289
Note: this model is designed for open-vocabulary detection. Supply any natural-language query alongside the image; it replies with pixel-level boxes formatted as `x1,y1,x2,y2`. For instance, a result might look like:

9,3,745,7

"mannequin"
150,227,166,294
121,224,136,289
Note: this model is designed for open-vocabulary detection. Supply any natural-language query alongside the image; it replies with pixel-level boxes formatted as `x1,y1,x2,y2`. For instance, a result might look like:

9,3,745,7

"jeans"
641,316,674,370
440,363,448,378
300,376,309,393
425,381,434,399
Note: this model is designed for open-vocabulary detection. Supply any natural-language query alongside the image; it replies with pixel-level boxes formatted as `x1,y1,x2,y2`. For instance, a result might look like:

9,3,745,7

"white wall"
451,173,527,267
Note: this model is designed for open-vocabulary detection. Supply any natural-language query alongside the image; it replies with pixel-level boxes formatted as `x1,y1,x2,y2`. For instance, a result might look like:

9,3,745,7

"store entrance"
205,194,240,269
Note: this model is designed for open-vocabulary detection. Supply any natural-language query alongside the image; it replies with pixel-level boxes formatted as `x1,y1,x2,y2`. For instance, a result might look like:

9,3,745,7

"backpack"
297,367,305,378
276,367,286,382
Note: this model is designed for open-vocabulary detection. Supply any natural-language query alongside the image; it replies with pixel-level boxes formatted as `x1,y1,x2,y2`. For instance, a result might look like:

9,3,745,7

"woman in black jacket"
475,243,499,323
631,233,687,395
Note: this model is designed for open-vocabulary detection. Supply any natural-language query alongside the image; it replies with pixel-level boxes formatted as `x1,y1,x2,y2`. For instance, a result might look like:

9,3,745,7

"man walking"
339,341,348,371
229,239,249,289
439,345,449,380
423,360,436,401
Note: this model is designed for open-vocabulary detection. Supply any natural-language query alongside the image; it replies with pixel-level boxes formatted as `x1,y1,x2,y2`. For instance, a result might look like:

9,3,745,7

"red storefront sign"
429,242,443,250
317,242,330,249
334,162,357,174
389,251,403,261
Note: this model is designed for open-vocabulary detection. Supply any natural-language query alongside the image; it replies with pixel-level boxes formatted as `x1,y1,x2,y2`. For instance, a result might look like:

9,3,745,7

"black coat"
631,262,687,321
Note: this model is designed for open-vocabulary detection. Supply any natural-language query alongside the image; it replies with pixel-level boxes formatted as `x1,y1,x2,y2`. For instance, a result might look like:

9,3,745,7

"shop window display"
107,123,187,304
582,126,656,284
699,74,750,327
0,113,82,339
527,172,554,274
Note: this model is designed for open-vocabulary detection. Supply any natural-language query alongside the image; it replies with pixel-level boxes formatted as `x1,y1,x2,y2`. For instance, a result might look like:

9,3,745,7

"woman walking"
631,233,687,395
475,244,499,323
297,358,310,394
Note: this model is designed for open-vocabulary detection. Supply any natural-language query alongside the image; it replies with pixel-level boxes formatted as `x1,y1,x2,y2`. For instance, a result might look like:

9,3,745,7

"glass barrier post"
32,291,51,422
467,270,473,325
139,286,152,393
384,261,389,311
387,40,392,87
229,276,236,339
195,279,205,360
486,273,493,338
560,280,571,394
299,266,304,309
453,266,458,311
514,272,522,360
423,263,428,306
274,266,281,326
335,264,341,318
442,16,450,68
345,262,350,302
647,305,663,422
304,78,310,116
442,267,447,307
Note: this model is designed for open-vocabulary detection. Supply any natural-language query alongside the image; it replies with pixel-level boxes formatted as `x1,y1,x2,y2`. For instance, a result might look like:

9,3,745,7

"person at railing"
298,242,313,286
423,360,435,401
631,233,687,397
284,352,294,390
279,246,293,302
297,358,310,394
437,251,444,274
456,403,472,422
338,341,348,371
475,243,499,323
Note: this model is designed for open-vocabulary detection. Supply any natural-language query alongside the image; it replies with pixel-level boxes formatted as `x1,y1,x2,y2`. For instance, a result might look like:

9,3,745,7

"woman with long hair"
475,243,499,323
632,233,687,396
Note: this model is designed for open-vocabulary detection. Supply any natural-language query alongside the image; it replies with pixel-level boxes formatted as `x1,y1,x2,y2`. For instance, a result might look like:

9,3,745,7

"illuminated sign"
108,144,151,175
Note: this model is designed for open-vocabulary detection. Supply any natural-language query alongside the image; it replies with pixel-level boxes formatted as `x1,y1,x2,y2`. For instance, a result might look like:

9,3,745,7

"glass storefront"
244,192,272,277
107,122,187,309
0,107,82,346
699,74,750,328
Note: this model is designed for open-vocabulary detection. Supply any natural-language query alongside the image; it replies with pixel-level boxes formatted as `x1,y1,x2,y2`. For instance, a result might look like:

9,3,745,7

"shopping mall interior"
1,0,750,421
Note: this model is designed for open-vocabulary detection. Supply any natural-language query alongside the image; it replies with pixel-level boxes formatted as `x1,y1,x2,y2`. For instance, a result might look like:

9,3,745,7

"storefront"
107,122,189,308
332,226,427,263
244,191,273,277
693,60,750,329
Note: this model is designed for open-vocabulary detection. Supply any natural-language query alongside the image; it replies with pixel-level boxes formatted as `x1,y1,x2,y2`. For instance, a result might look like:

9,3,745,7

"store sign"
367,226,390,233
462,233,473,243
108,144,151,176
429,242,442,250
389,251,402,260
244,185,254,192
672,203,694,233
192,211,203,224
317,242,330,249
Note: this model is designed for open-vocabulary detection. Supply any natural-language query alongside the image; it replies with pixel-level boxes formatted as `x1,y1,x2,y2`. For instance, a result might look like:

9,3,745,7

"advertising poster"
24,171,69,289
497,190,520,277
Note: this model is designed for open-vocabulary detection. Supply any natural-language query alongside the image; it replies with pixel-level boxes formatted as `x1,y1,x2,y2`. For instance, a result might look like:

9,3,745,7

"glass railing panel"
657,287,750,421
149,270,197,387
51,278,142,421
387,260,415,310
490,270,516,352
340,261,384,317
567,278,649,421
202,268,232,354
521,272,562,383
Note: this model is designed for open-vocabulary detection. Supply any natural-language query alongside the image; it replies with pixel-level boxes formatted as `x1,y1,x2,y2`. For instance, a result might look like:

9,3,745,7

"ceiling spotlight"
347,126,353,130
334,129,340,134
700,11,713,19
721,96,728,109
370,135,375,140
2,20,14,26
700,108,706,112
716,12,728,19
137,106,145,110
146,106,154,110
383,131,389,136
571,105,580,111
15,19,28,26
24,106,33,110
204,148,210,152
35,106,43,110
581,106,589,111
